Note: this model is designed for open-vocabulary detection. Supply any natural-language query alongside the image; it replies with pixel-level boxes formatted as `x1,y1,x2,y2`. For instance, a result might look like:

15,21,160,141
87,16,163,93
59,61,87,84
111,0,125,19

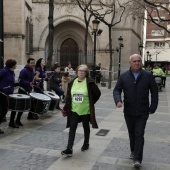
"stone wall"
4,0,143,81
4,0,33,64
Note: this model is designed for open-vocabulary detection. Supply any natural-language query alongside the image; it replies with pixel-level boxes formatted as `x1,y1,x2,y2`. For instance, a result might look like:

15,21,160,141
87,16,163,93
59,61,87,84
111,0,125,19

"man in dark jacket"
19,58,37,121
113,54,158,168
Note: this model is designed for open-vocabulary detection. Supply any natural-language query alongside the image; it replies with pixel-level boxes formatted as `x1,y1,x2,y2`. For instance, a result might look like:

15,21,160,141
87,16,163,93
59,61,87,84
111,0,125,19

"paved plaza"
0,77,170,170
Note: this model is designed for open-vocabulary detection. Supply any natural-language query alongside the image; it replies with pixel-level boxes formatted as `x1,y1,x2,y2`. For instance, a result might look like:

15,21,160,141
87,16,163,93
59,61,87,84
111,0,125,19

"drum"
8,94,30,111
29,92,51,114
43,91,60,111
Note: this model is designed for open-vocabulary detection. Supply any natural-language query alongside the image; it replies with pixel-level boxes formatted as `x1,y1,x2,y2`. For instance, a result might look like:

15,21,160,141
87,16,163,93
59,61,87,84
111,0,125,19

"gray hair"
129,54,142,61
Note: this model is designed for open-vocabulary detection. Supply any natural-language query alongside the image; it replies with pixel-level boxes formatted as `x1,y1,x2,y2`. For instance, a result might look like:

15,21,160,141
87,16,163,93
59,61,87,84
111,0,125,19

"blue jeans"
124,114,149,163
51,86,64,97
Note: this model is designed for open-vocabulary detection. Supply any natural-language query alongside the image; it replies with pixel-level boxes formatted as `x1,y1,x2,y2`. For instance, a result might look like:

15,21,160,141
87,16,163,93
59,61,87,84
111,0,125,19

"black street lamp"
148,54,152,63
156,52,159,62
139,43,143,55
92,18,102,66
146,51,150,67
0,0,4,69
118,36,124,78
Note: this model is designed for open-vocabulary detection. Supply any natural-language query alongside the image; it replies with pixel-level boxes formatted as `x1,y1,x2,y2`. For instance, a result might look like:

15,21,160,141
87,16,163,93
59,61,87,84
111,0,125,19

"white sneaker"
129,152,133,159
133,161,142,168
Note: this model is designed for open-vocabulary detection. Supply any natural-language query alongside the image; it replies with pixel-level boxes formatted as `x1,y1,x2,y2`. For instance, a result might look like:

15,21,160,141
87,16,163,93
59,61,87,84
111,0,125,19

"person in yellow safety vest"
152,65,163,77
161,66,167,88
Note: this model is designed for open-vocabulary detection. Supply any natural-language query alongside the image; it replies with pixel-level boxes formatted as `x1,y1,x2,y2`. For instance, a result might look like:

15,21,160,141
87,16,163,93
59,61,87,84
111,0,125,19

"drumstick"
31,75,36,84
3,86,11,89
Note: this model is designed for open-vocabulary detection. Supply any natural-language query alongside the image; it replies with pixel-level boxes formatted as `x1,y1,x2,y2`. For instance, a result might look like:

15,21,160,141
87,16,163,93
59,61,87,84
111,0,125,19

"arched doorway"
60,38,79,69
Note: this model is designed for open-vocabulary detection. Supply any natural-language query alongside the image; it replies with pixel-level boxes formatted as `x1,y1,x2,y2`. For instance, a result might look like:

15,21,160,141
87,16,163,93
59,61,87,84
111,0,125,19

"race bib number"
73,94,84,103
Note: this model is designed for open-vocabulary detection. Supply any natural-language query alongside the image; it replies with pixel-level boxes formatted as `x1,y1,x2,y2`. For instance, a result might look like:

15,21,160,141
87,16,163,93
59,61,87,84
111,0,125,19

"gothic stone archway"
60,38,79,69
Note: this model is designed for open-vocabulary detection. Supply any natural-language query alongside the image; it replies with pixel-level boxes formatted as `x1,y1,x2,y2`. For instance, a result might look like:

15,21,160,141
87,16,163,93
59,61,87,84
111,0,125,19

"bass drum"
8,94,30,111
43,91,60,111
29,92,51,114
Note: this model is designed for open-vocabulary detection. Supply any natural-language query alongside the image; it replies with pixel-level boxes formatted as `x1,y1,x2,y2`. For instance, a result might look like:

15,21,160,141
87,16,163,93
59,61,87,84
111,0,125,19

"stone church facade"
3,0,143,79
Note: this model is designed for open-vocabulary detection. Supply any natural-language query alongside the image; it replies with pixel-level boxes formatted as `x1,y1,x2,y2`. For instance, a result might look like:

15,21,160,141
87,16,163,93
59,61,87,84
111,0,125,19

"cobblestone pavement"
0,78,170,170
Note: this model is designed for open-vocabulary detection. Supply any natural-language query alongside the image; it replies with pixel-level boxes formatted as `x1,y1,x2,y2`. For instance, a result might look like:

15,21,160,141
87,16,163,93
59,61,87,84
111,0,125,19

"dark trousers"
124,114,149,163
0,92,8,124
51,86,64,109
161,77,166,87
10,111,22,123
67,112,90,149
51,86,64,97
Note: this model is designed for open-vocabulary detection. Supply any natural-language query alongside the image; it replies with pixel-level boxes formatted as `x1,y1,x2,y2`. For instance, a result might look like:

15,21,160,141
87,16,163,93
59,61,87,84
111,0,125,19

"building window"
152,17,165,24
154,42,165,48
151,30,164,36
153,3,166,10
25,17,33,54
146,42,153,48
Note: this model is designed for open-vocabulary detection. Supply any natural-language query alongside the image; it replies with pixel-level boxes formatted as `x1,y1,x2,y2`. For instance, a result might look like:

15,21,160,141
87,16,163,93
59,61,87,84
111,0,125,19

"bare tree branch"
85,0,129,88
74,0,93,64
130,0,170,33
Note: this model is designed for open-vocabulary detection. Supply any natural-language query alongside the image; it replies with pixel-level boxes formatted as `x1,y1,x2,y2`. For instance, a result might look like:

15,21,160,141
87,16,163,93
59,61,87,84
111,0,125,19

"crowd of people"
0,54,163,168
0,59,77,132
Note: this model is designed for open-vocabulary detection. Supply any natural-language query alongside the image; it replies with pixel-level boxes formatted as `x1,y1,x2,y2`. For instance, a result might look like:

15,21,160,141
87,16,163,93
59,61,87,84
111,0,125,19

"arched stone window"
25,17,33,54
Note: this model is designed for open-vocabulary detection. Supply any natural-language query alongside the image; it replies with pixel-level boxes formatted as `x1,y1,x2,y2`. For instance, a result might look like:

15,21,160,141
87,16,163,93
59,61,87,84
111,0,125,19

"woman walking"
61,64,101,156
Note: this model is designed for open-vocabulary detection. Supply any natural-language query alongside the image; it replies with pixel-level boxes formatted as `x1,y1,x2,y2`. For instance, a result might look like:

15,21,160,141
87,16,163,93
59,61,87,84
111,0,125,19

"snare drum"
8,94,30,111
29,93,51,114
43,91,60,111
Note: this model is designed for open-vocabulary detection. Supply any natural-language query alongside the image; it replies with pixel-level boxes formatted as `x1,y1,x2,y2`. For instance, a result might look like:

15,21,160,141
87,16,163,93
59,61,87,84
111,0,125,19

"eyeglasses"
132,60,141,63
78,70,86,73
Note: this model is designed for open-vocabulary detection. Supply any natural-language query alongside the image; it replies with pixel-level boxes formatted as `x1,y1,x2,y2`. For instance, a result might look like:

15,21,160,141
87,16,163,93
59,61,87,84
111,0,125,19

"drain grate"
96,129,110,136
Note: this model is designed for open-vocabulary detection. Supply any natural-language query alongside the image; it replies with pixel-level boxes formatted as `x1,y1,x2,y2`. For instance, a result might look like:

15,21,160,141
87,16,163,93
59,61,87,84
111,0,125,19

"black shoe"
81,143,89,151
33,114,39,119
0,129,4,134
1,117,7,123
61,148,73,157
27,113,39,120
9,122,19,128
15,120,23,126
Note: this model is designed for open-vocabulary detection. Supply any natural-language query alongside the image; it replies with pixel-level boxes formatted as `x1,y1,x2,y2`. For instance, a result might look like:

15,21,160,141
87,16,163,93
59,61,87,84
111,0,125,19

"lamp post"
118,36,124,78
139,43,143,55
92,18,100,66
148,54,152,64
156,53,159,63
146,51,149,67
0,0,4,69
